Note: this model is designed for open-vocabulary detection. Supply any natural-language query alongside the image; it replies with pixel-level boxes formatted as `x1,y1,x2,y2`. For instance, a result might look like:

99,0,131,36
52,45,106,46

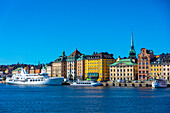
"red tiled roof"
68,48,82,58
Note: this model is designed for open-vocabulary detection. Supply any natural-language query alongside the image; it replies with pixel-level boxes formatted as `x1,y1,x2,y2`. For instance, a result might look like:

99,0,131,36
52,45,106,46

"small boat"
6,68,64,85
152,79,167,88
70,81,103,86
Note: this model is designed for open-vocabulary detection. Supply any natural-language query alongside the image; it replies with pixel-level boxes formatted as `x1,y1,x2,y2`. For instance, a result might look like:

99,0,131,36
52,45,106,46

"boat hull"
6,77,64,86
70,82,103,86
152,82,167,88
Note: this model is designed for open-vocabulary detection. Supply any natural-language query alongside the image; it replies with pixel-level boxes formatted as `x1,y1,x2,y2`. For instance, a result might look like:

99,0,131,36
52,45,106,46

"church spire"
129,32,136,59
131,32,134,49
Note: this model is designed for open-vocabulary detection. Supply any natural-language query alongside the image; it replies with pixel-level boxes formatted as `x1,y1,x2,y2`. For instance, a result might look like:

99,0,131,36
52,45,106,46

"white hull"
6,77,64,85
152,82,167,88
70,81,103,86
152,79,167,88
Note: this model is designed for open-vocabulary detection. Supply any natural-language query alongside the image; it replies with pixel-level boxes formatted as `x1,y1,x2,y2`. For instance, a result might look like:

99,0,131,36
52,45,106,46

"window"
139,75,141,79
146,62,148,65
143,71,145,73
143,62,145,65
127,69,129,72
143,75,145,79
143,66,145,69
139,63,141,65
146,71,149,73
146,66,149,69
143,58,145,61
139,71,141,73
139,66,141,69
143,54,145,57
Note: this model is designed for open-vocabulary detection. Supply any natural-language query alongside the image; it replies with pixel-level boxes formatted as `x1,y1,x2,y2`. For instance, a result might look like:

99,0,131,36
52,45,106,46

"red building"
138,48,155,80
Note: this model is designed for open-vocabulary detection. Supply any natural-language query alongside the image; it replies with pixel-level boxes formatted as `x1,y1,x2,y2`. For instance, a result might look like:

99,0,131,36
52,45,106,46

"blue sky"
0,0,169,65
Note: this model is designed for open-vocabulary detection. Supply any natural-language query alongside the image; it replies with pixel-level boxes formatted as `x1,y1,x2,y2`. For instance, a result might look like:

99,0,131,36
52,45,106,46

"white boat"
152,79,167,88
6,68,64,85
70,81,103,86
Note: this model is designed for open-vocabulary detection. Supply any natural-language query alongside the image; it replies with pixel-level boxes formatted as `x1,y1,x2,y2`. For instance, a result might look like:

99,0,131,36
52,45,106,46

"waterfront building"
77,55,89,80
162,53,170,81
138,48,155,80
46,63,52,77
129,32,137,63
150,63,162,80
109,58,138,81
150,53,170,81
67,48,83,80
29,66,35,74
35,68,41,74
52,51,67,78
12,67,22,75
85,52,115,81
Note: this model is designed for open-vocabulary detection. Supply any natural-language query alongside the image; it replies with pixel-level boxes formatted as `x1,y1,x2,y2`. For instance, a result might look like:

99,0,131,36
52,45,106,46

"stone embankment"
101,81,170,87
0,81,6,84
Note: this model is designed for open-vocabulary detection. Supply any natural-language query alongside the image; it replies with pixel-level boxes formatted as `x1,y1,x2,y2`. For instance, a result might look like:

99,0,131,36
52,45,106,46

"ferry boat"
6,68,64,85
152,79,167,88
70,81,103,86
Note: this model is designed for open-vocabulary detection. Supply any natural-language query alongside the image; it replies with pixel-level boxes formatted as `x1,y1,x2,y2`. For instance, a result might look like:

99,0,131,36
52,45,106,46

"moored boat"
6,68,64,85
70,81,103,86
152,79,167,88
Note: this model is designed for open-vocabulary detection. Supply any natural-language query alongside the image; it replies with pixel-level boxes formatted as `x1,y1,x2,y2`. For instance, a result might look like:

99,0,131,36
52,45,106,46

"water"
0,84,170,113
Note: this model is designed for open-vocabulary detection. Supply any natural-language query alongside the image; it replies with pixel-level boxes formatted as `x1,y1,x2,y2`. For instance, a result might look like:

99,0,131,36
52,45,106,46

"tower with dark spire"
129,32,136,59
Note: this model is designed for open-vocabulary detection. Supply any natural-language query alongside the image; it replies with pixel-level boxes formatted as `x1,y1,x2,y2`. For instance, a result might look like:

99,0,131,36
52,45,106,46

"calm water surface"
0,84,170,113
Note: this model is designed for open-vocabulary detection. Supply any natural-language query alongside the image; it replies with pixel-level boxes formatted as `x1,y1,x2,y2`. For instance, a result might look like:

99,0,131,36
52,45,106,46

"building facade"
150,53,170,80
52,51,67,78
76,55,89,80
109,58,138,81
46,64,52,77
138,48,155,80
85,52,115,81
67,48,83,80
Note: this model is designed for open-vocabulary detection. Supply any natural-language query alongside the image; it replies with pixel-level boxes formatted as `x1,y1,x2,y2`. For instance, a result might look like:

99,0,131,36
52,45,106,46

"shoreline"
1,81,170,87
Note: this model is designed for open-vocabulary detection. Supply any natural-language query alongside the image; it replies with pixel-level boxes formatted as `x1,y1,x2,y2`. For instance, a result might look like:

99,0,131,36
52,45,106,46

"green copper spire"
129,32,136,58
38,61,40,66
62,50,65,56
131,32,134,49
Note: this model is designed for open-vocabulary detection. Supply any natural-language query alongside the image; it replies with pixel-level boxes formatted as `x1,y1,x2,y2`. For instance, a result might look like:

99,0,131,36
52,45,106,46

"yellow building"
150,64,162,79
85,52,115,81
